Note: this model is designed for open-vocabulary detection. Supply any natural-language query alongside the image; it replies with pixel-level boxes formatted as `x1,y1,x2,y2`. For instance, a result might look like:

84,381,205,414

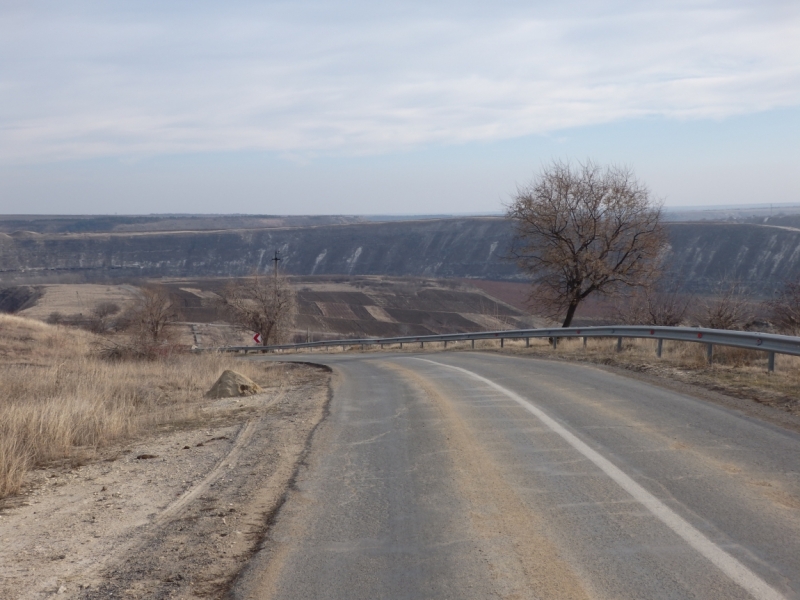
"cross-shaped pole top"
272,250,281,278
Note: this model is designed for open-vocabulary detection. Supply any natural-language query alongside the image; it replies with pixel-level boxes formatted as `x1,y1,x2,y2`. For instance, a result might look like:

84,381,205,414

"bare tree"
218,272,297,346
696,281,752,330
507,160,666,327
766,278,800,335
614,281,691,326
128,286,179,343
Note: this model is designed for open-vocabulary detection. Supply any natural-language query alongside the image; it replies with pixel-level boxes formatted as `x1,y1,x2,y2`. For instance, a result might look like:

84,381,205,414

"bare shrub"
695,282,752,330
766,278,800,335
86,301,121,333
94,301,121,319
614,283,691,326
45,311,64,325
93,337,188,362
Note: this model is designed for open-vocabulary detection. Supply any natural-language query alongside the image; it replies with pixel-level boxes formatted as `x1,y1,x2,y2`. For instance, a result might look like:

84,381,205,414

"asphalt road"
232,352,800,600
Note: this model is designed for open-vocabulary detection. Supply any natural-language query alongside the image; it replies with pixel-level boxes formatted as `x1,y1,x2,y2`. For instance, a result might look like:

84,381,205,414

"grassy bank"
0,315,276,499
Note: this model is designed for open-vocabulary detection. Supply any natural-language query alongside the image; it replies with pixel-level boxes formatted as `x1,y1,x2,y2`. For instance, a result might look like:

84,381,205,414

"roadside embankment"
0,315,332,598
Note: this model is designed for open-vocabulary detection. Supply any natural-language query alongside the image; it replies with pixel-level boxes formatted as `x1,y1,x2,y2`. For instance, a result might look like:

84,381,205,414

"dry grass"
487,336,800,414
0,314,280,499
18,284,138,321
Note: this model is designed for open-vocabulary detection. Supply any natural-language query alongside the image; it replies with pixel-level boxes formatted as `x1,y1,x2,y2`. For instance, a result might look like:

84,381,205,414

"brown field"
13,277,547,348
459,279,532,312
258,275,543,339
18,284,139,321
458,279,629,325
173,275,541,339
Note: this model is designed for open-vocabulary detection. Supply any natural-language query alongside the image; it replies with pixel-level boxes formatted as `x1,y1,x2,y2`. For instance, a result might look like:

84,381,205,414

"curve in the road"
232,352,800,600
414,358,786,600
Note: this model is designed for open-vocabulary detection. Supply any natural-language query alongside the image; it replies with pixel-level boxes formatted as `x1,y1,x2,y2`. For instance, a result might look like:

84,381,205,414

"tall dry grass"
0,314,278,499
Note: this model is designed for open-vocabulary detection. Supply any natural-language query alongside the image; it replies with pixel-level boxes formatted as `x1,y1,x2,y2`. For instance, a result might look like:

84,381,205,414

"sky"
1,0,798,215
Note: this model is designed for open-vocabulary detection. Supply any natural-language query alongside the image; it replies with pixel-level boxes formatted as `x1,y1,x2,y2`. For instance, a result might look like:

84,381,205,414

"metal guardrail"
197,325,800,372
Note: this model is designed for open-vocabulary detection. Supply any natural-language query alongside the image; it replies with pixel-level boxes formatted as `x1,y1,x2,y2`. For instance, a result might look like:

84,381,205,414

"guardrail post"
552,336,557,349
707,343,713,365
583,336,587,348
500,338,504,348
768,351,775,373
471,339,475,349
525,337,530,348
616,337,622,352
656,338,663,358
444,340,448,348
400,342,403,349
420,342,424,349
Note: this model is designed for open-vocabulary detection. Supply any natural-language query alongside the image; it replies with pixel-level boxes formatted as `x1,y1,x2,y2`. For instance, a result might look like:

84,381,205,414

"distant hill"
2,217,800,294
664,204,800,222
0,214,363,234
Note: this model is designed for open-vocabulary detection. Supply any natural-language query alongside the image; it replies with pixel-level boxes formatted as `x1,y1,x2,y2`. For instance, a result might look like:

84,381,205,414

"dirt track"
0,363,330,599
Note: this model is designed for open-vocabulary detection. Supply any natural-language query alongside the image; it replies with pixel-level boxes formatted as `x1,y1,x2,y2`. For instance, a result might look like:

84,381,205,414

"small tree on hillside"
128,286,179,343
219,272,297,346
507,160,666,327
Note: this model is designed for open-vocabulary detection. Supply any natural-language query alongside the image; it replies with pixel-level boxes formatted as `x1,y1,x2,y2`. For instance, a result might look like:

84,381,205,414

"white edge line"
413,358,786,600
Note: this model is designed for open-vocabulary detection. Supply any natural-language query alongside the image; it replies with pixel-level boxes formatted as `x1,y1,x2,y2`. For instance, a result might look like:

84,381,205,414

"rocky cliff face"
0,219,516,282
1,218,799,294
666,223,800,292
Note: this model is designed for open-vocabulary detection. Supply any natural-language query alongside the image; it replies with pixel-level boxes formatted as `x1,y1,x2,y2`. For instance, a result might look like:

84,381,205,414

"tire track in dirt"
72,397,282,595
155,416,260,526
73,365,332,599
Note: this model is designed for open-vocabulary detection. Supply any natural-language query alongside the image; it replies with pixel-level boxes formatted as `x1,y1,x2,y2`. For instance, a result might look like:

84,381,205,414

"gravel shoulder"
0,362,331,600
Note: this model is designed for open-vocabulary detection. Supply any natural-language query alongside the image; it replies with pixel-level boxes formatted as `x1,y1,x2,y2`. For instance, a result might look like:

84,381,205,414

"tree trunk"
260,322,274,346
562,300,580,328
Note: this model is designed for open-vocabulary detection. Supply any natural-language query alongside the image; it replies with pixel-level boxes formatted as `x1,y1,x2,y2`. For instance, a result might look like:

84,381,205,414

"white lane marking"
413,358,786,600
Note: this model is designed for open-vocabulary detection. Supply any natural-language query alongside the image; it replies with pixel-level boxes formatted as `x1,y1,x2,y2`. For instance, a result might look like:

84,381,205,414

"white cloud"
1,0,798,163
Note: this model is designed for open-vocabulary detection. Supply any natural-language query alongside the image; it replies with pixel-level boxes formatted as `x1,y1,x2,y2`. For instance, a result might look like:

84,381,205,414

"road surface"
232,352,800,600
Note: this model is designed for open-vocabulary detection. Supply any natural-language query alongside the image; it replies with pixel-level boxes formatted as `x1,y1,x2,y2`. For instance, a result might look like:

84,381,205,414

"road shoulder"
0,362,331,599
